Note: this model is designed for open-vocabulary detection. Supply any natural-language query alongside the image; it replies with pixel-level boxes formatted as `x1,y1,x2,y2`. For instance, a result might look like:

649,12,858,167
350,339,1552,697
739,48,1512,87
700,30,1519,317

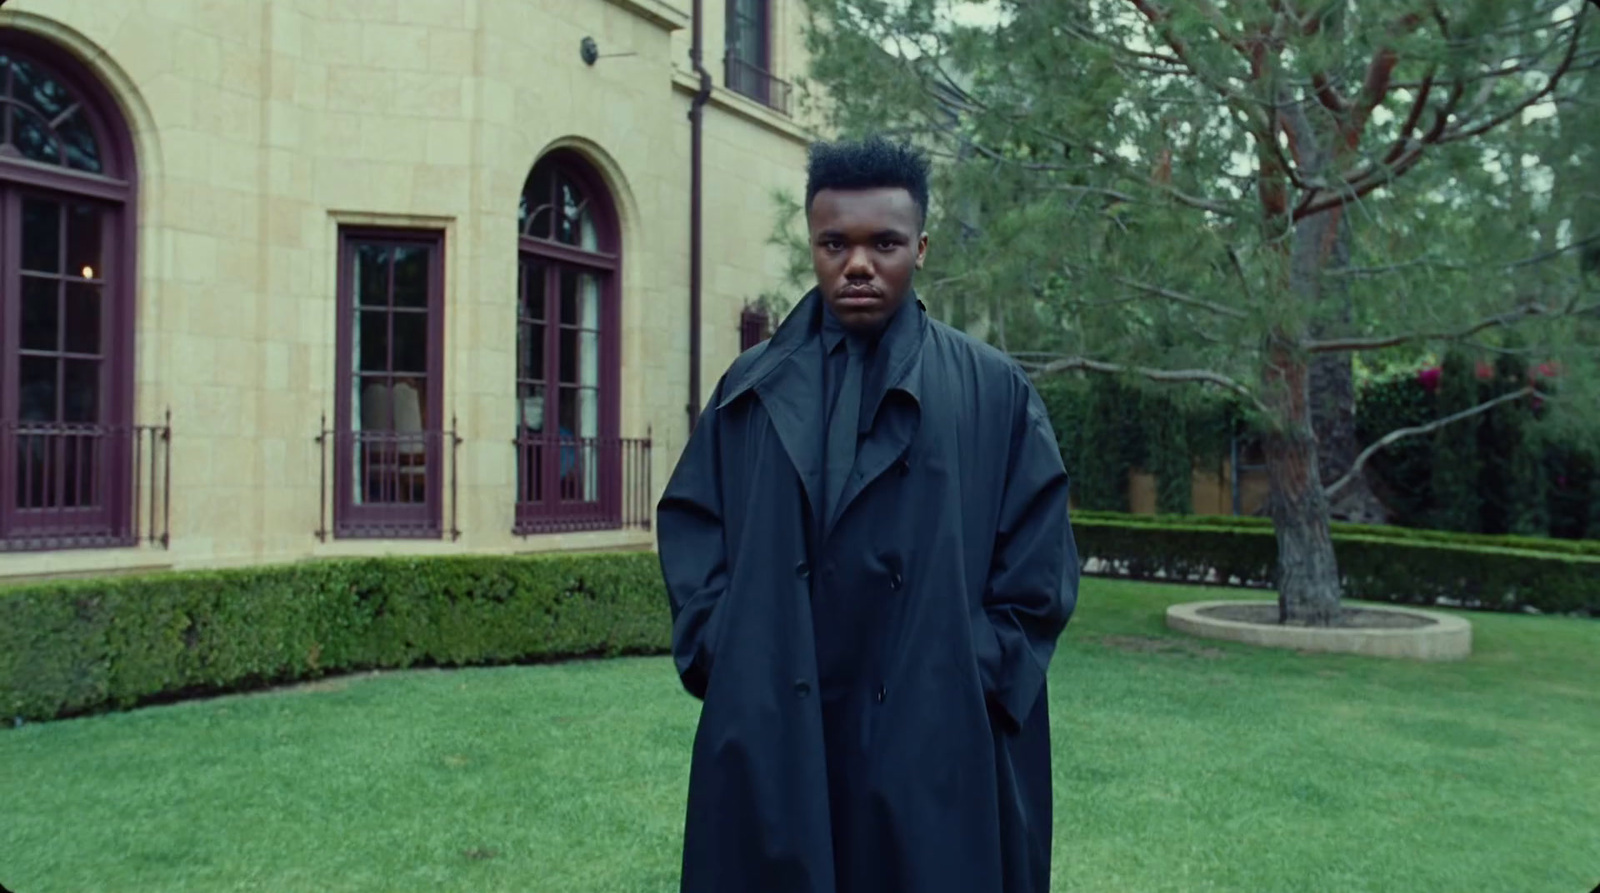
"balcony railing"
0,413,172,552
316,420,462,541
725,55,792,116
515,431,653,536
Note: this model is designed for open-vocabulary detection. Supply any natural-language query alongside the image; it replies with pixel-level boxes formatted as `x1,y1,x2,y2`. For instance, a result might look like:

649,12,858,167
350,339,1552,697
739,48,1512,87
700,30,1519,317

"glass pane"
355,243,389,307
20,276,58,351
519,383,545,431
557,387,576,435
392,311,427,373
22,199,61,273
10,106,60,165
13,58,66,120
66,203,101,280
19,356,57,422
577,386,599,439
356,377,393,431
65,283,100,354
62,359,99,423
391,378,426,431
519,321,545,382
559,268,602,326
392,246,428,308
358,310,389,373
520,259,545,322
59,108,101,174
521,166,554,239
560,271,577,324
555,176,596,248
558,327,577,384
580,329,599,389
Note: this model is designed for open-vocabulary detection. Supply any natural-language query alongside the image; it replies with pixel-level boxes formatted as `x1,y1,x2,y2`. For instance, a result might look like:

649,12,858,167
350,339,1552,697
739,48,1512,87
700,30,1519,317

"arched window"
515,151,622,533
0,34,139,551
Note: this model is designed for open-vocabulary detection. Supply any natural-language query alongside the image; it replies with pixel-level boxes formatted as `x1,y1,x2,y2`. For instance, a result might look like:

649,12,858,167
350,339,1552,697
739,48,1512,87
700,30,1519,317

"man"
657,136,1079,893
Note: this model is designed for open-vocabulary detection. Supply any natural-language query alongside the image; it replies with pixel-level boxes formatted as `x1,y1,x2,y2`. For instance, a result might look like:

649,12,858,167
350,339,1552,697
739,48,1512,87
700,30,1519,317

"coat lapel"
717,290,827,521
829,295,928,538
715,290,929,538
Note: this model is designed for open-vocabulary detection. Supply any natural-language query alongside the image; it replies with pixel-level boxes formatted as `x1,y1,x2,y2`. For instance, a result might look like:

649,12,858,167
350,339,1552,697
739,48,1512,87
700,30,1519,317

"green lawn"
3,579,1598,893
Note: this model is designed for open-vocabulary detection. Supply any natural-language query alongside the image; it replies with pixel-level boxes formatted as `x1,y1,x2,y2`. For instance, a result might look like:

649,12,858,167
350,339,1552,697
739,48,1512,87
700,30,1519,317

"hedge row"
0,553,671,724
1070,510,1600,559
1073,515,1600,617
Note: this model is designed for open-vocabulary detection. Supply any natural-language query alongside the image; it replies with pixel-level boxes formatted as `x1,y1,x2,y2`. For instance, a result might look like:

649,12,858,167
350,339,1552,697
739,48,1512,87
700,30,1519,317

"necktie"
825,338,865,526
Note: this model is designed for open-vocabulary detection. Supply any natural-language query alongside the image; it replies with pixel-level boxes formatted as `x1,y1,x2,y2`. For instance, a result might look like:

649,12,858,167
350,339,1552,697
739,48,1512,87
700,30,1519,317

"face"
808,187,928,331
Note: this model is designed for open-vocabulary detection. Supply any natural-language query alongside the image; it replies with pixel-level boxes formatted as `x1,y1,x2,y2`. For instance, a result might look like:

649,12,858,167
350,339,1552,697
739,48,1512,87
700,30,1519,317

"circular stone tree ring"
1166,600,1472,661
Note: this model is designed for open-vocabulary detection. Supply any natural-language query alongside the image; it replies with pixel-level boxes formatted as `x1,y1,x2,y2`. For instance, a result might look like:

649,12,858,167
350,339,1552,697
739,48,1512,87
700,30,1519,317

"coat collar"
716,287,928,415
716,287,927,537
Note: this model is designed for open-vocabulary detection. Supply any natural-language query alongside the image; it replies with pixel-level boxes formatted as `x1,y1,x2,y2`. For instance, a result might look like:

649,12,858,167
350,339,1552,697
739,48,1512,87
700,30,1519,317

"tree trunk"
1263,335,1343,625
1295,206,1389,524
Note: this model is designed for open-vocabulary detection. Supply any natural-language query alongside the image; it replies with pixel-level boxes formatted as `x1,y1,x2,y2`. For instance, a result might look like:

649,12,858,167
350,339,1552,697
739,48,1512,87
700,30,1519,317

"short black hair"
805,136,931,225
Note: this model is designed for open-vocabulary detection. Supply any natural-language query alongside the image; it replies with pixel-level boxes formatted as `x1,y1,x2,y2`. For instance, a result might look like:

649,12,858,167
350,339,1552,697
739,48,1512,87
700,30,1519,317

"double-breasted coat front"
658,290,1079,893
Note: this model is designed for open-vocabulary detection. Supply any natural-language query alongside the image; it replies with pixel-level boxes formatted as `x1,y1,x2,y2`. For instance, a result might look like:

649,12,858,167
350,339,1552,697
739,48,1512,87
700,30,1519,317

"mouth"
835,286,883,306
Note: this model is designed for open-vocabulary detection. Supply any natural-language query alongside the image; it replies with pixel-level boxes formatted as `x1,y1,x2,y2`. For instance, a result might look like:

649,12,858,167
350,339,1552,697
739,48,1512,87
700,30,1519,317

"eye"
876,240,900,252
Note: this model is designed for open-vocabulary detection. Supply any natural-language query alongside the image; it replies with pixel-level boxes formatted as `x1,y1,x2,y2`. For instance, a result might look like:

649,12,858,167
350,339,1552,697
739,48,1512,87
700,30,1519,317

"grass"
2,579,1598,893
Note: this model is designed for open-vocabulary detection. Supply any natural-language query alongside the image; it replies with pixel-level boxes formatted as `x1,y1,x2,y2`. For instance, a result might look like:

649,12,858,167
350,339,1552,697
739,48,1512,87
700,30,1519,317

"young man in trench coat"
657,136,1079,893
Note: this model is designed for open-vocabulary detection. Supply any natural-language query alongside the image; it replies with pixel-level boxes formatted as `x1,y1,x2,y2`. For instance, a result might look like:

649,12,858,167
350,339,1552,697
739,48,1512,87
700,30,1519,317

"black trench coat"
658,290,1079,893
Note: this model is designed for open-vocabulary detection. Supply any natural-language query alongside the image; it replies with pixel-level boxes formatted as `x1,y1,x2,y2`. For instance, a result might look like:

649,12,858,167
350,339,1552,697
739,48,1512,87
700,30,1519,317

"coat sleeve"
656,377,732,700
977,374,1079,733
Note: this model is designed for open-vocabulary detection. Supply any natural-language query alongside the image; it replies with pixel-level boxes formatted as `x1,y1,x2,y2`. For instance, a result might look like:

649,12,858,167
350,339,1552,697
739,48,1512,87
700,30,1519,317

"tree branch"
1325,386,1541,501
1440,14,1586,143
1020,354,1269,413
1304,303,1558,353
1330,233,1600,278
1112,275,1251,320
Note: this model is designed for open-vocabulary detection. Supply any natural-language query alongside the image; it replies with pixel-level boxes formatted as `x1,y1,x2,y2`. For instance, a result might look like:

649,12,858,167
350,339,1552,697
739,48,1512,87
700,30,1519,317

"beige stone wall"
0,0,816,580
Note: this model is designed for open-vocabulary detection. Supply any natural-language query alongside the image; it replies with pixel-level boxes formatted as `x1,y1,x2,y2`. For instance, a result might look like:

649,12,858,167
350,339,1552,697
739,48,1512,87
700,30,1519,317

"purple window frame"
739,305,770,351
332,227,447,539
726,0,776,106
515,151,622,533
0,32,140,551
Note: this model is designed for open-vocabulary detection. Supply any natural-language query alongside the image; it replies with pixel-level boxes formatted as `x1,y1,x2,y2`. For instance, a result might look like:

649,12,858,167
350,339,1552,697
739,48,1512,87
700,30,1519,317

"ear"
915,232,929,270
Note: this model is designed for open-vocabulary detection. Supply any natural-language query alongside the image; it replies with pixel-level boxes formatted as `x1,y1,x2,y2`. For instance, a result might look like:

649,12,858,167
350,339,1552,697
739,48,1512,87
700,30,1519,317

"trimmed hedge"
1074,515,1600,617
1070,510,1600,559
0,553,670,724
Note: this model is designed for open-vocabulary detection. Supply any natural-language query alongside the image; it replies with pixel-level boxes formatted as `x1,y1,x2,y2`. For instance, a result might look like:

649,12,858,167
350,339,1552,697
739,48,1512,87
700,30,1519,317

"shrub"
1072,515,1600,617
0,553,670,724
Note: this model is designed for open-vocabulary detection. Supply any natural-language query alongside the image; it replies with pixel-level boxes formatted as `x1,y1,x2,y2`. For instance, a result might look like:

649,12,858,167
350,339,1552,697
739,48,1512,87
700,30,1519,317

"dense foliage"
794,0,1600,620
0,553,669,724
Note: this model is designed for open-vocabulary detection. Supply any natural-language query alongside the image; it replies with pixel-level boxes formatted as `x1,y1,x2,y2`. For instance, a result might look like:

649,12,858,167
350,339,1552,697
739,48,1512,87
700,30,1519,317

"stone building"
0,0,813,579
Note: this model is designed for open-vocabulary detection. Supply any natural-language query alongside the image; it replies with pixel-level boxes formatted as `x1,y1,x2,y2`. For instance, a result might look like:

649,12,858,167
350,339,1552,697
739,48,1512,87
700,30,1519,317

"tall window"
516,152,620,533
333,228,445,539
0,36,139,551
726,0,788,112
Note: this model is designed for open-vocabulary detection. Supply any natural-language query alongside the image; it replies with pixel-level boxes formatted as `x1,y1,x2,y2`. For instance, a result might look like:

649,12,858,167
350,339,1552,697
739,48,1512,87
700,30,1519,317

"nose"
843,245,873,280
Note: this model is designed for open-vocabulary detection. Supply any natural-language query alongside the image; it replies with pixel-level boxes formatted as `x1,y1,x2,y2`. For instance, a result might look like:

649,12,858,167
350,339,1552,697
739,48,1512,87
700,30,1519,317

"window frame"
332,226,447,540
725,0,777,107
515,153,623,534
0,32,140,552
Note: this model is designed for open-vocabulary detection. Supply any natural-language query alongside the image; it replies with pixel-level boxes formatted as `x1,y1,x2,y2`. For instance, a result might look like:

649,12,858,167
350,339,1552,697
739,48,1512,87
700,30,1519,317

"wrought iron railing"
0,412,172,552
725,55,793,116
316,419,462,541
514,431,652,535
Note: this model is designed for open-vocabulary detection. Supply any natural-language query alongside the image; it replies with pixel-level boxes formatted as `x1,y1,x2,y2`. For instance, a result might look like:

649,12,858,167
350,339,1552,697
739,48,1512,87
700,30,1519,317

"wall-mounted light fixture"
580,36,637,66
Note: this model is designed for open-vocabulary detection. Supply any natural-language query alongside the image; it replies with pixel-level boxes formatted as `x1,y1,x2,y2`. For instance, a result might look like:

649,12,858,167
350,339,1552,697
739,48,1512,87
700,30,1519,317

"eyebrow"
815,229,911,241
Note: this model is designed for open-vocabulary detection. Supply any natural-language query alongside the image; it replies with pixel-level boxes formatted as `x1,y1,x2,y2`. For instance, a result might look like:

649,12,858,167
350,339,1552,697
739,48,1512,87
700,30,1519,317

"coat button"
795,561,809,578
896,458,911,476
889,572,903,591
794,680,811,698
875,684,887,703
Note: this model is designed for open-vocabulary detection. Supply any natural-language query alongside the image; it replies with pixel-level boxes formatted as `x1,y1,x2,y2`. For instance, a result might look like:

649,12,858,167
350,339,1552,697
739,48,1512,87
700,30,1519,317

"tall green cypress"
1430,351,1483,532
